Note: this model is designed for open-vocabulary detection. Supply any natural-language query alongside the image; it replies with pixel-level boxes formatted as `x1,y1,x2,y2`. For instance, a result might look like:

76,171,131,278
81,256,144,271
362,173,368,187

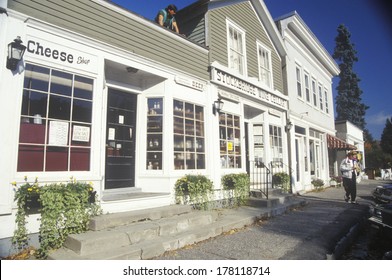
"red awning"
327,134,357,150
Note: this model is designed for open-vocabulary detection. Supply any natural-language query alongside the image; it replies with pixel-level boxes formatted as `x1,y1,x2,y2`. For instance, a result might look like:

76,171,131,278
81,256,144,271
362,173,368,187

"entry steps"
48,194,306,260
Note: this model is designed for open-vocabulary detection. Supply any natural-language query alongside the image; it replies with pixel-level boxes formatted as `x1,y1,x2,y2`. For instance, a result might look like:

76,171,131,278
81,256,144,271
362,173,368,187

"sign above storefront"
211,67,288,110
25,36,98,74
217,89,240,102
175,76,206,92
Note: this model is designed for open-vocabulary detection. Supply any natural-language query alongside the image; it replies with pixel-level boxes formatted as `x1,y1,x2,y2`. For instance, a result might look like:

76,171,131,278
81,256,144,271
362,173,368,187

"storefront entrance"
105,89,137,189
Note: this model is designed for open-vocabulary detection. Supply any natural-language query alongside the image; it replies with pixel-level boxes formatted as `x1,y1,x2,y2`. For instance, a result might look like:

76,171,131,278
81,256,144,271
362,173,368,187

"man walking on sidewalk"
340,151,359,204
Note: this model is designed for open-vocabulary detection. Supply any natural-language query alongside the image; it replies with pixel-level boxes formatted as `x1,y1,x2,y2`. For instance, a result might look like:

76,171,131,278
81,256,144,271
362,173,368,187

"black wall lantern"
6,36,26,71
213,98,224,115
285,121,293,132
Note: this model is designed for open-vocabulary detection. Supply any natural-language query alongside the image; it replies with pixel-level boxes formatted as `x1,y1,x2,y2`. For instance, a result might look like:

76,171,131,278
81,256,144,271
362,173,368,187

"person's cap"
168,4,178,13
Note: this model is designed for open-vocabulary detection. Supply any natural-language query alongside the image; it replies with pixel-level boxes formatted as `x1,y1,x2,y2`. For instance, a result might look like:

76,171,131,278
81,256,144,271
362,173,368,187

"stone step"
48,195,307,260
63,210,217,256
247,195,296,208
89,204,193,231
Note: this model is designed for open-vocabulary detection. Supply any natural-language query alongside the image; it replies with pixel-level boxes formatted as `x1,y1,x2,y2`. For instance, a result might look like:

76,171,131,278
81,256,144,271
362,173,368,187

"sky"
110,0,392,141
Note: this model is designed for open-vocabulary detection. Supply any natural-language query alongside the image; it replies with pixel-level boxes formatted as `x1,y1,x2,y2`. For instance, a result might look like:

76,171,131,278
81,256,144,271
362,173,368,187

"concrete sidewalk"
153,181,375,260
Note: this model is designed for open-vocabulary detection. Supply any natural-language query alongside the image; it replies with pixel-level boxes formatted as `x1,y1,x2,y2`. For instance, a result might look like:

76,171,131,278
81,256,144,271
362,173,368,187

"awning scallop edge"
327,134,357,150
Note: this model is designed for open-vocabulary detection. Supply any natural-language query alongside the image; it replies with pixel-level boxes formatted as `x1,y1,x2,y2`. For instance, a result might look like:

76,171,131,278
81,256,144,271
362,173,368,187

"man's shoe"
344,195,349,202
350,200,358,204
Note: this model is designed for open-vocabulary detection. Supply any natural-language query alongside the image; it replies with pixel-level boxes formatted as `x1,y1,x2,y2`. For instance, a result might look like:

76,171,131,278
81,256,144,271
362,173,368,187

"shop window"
257,43,272,88
227,20,246,75
146,98,163,170
219,112,241,168
253,124,264,163
269,125,283,162
173,100,205,170
17,63,93,172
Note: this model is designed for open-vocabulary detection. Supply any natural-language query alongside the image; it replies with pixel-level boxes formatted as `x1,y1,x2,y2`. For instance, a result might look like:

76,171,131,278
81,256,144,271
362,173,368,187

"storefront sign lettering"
175,76,206,91
27,40,74,63
212,68,288,110
215,70,257,96
26,40,92,66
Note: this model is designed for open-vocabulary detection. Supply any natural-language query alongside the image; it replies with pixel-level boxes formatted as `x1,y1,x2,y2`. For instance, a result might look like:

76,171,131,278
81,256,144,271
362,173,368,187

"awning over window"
327,134,357,150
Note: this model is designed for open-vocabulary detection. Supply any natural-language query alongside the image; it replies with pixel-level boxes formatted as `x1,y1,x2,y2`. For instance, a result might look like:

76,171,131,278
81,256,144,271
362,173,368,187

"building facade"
178,0,290,184
0,0,292,255
1,0,352,256
275,12,341,193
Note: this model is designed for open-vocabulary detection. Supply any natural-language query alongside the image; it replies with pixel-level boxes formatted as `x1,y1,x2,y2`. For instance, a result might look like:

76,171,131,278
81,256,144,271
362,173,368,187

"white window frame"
226,19,247,76
269,125,283,162
311,78,317,107
296,66,302,99
304,72,310,103
257,42,272,88
324,87,329,114
318,83,323,111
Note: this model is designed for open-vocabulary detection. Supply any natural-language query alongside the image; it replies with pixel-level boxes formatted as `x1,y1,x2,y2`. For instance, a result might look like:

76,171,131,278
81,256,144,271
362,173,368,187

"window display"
146,98,163,170
173,100,205,170
17,63,93,172
219,112,241,168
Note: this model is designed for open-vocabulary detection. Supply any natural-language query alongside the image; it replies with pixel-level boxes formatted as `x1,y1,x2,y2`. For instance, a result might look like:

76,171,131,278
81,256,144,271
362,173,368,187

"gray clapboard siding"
207,2,283,93
8,0,209,80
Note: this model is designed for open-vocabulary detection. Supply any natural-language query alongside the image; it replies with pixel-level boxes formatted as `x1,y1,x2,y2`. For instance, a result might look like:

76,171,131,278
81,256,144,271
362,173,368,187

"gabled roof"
181,0,287,58
275,11,339,76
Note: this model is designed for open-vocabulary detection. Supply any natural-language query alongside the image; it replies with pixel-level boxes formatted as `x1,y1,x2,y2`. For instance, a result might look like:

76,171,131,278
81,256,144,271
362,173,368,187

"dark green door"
105,89,137,189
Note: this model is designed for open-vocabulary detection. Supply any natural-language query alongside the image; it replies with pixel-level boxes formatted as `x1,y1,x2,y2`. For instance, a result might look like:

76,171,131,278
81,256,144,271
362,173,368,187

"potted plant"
272,172,290,193
329,175,342,188
311,178,324,191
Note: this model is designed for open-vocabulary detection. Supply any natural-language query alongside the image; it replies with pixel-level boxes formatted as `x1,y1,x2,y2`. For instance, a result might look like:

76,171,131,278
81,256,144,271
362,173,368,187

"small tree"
381,117,392,156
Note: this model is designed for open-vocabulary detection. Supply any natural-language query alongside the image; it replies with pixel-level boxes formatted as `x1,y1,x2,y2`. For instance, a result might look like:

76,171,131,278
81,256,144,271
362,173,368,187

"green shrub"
311,178,324,191
175,174,214,209
272,172,290,192
12,177,101,259
221,173,250,206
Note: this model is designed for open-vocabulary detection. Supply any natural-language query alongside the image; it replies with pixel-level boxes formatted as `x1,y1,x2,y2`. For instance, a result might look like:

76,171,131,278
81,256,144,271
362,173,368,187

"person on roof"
155,4,180,33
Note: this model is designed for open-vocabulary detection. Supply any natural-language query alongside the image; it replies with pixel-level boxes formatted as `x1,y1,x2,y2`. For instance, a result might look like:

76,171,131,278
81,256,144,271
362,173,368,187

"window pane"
48,95,71,120
17,145,44,171
72,99,92,123
46,146,68,171
71,124,91,146
24,64,49,92
21,90,48,117
19,119,46,144
50,70,72,96
70,147,90,171
74,75,93,100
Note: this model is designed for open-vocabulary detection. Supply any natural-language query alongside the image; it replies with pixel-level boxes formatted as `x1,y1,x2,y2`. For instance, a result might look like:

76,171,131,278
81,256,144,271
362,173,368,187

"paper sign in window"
49,121,69,146
72,125,90,142
108,128,116,140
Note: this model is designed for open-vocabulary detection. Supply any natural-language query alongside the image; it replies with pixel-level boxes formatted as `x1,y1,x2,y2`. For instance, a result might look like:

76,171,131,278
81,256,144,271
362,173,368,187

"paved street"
154,180,382,260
